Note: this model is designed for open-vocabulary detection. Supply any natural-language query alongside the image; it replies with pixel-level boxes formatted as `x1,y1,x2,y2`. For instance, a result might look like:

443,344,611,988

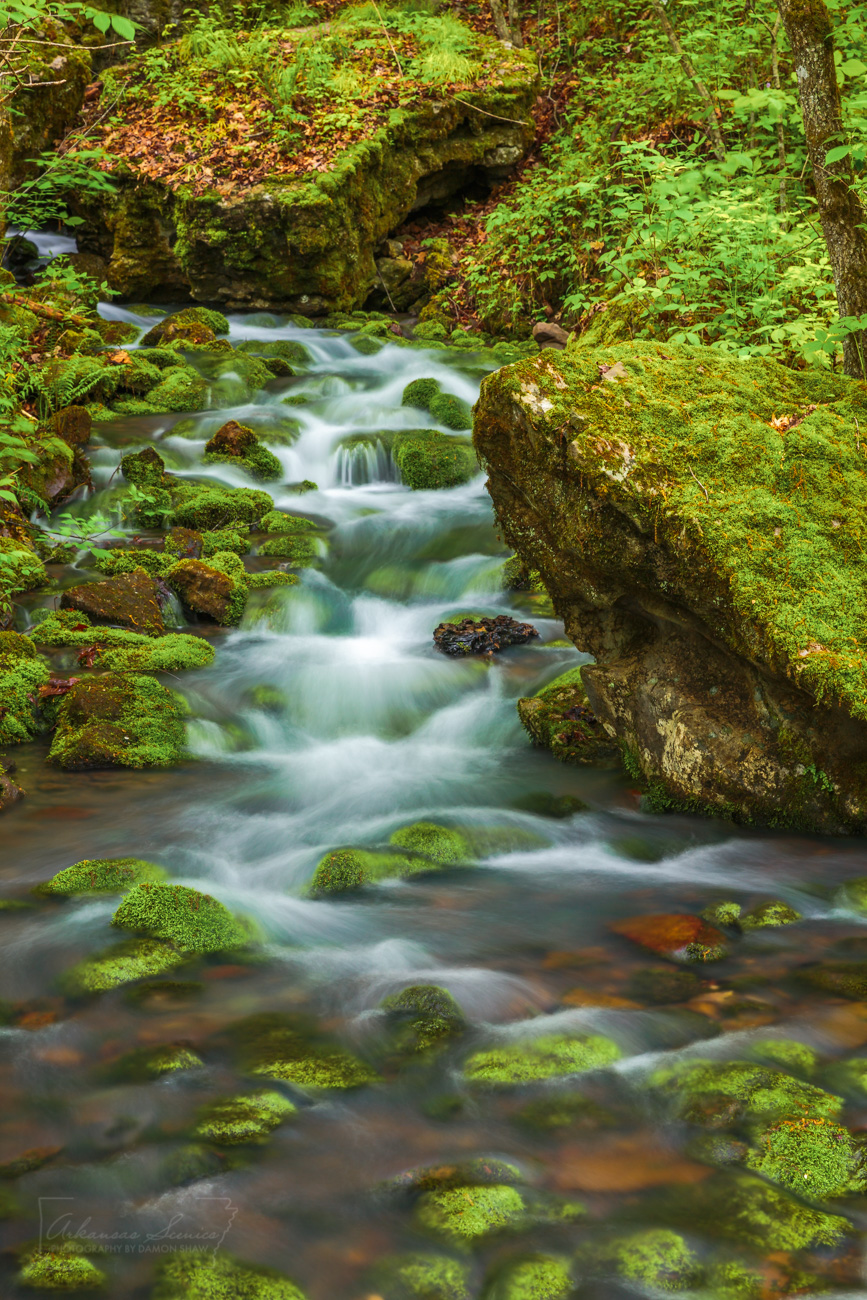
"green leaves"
83,7,137,40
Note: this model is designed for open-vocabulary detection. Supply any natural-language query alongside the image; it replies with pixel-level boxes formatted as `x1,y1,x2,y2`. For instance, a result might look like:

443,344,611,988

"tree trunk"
777,0,867,377
506,0,524,47
649,0,727,160
489,0,512,43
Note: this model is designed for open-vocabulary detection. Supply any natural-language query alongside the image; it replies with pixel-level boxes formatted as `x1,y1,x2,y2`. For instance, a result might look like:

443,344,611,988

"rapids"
2,312,867,1296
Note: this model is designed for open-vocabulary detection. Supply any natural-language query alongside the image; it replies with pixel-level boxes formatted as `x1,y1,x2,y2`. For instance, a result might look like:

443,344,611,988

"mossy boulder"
740,899,802,929
380,985,467,1060
258,534,318,564
577,1231,699,1293
64,938,187,993
393,429,478,490
745,1115,866,1198
47,673,187,769
193,1089,296,1145
168,558,247,625
232,1011,379,1090
59,569,165,636
517,666,620,766
429,393,473,431
649,1057,843,1126
369,1253,471,1300
112,882,253,953
95,632,215,673
35,856,167,896
203,420,282,481
403,376,443,411
416,1183,583,1249
172,483,273,530
17,1246,106,1291
474,340,867,831
260,511,317,534
103,1042,204,1081
481,1255,573,1300
660,1171,850,1251
152,1251,306,1300
89,547,174,579
0,632,50,745
0,537,46,596
140,308,228,346
310,847,442,894
389,822,471,864
464,1033,622,1085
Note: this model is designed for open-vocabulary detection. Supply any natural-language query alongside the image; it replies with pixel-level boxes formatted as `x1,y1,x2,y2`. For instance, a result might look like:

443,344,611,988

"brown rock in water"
205,420,258,459
532,321,570,349
168,559,241,624
50,406,92,447
140,317,217,347
165,527,203,560
60,571,165,636
433,614,538,656
610,913,728,963
0,762,23,812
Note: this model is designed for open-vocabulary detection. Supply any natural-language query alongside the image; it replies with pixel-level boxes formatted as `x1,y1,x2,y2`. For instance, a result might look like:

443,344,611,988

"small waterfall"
334,438,399,486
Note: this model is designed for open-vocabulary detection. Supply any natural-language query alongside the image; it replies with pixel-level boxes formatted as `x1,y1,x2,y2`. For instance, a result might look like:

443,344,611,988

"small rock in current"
434,615,538,656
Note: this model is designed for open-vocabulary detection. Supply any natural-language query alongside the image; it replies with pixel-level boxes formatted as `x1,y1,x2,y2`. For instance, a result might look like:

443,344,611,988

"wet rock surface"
434,615,538,656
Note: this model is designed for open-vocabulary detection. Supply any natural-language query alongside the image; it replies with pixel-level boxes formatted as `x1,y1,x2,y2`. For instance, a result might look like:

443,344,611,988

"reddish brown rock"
168,559,243,625
610,913,728,963
205,420,258,458
60,570,165,636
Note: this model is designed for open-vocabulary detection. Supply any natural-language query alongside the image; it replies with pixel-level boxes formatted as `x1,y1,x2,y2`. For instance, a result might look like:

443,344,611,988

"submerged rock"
380,985,467,1060
473,340,867,832
482,1256,572,1300
152,1251,306,1299
517,666,620,766
746,1115,866,1198
368,1253,471,1300
35,856,167,896
434,615,538,656
64,938,187,993
650,1057,843,1127
103,1042,204,1082
610,913,728,963
577,1230,699,1292
310,847,441,894
464,1033,621,1085
389,822,471,864
416,1183,583,1249
193,1090,295,1145
0,762,23,813
740,899,802,929
17,1246,107,1291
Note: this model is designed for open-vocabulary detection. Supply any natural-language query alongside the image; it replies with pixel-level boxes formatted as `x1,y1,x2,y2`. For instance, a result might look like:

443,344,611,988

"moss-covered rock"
95,632,215,673
429,393,473,431
310,847,441,894
474,340,867,832
89,547,174,579
168,558,247,625
369,1253,471,1300
112,882,253,954
48,673,188,769
578,1231,698,1293
403,377,442,411
59,570,165,636
232,1011,379,1090
103,1042,204,1081
35,857,167,896
393,429,478,490
193,1090,296,1145
481,1255,572,1300
740,900,802,929
0,537,46,596
649,1057,843,1126
17,1246,107,1291
745,1115,866,1198
464,1033,622,1085
517,666,620,766
258,534,318,564
141,307,229,346
204,420,282,481
662,1171,850,1251
172,483,273,530
388,822,471,864
416,1183,583,1249
0,631,50,745
63,938,187,993
380,985,467,1060
152,1251,306,1300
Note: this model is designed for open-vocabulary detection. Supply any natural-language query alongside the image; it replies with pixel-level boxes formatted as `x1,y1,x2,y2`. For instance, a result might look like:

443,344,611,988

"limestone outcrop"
474,340,867,833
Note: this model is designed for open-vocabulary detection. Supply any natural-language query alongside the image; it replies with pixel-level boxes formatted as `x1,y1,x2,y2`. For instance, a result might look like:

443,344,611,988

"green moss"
402,377,441,411
115,364,210,414
202,527,251,557
36,856,167,896
482,1255,572,1300
172,483,273,530
193,1090,296,1145
121,446,167,489
260,511,318,534
799,961,867,999
310,847,437,893
18,1247,107,1290
740,900,802,929
369,1253,471,1300
517,666,619,766
416,1185,582,1248
393,429,477,490
112,883,254,954
700,901,743,927
0,537,46,595
48,673,188,770
177,306,230,335
513,1092,617,1134
429,393,473,431
749,1039,818,1075
247,571,298,590
581,1231,698,1292
380,984,467,1058
104,1042,204,1081
203,422,283,482
89,548,174,578
681,1172,850,1250
236,338,312,366
464,1033,622,1085
835,876,867,912
234,1011,379,1090
0,633,49,745
63,938,186,993
650,1058,843,1124
746,1115,866,1198
152,1251,306,1300
168,558,247,625
97,633,215,673
258,534,318,564
388,823,471,864
352,334,385,355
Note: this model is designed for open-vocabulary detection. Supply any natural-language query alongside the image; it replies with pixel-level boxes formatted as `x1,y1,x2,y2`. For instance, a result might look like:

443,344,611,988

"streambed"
1,313,867,1297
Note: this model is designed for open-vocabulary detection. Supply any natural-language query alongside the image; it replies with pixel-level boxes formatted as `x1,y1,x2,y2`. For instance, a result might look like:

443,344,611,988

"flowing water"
3,313,867,1296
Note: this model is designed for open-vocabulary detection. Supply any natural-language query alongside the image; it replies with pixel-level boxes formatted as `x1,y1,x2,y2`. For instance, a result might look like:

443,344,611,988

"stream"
2,312,867,1297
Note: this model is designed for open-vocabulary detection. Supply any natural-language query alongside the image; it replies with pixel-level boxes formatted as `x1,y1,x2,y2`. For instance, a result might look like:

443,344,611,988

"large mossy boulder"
0,631,50,746
60,569,166,635
75,25,536,310
152,1251,307,1300
47,672,188,769
474,340,867,833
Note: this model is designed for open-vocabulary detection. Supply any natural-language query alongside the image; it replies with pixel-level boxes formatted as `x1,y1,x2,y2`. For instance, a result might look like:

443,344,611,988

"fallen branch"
0,291,91,327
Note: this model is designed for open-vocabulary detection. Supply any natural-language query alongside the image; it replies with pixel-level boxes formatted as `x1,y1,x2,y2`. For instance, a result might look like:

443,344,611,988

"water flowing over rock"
474,340,867,833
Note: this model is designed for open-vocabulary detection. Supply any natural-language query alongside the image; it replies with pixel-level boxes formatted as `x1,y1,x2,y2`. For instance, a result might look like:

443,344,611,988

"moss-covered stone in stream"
368,1253,471,1300
141,308,230,346
393,430,478,490
388,823,471,865
63,938,187,994
657,1171,850,1251
60,569,166,636
380,985,467,1059
35,857,167,896
31,611,212,672
0,632,50,746
17,1245,107,1291
0,537,46,596
112,883,254,954
740,900,802,929
236,338,312,367
260,511,317,534
473,340,867,832
258,535,318,564
416,1184,584,1249
577,1231,698,1292
193,1090,295,1146
152,1251,306,1300
168,557,247,625
517,666,620,766
748,1039,818,1075
232,1011,379,1090
464,1034,622,1085
203,420,282,482
834,876,867,912
90,548,174,579
310,847,441,894
745,1115,866,1198
48,673,188,770
103,1042,204,1082
402,377,442,411
429,393,473,431
649,1058,843,1125
481,1254,573,1300
172,483,274,531
201,527,251,557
